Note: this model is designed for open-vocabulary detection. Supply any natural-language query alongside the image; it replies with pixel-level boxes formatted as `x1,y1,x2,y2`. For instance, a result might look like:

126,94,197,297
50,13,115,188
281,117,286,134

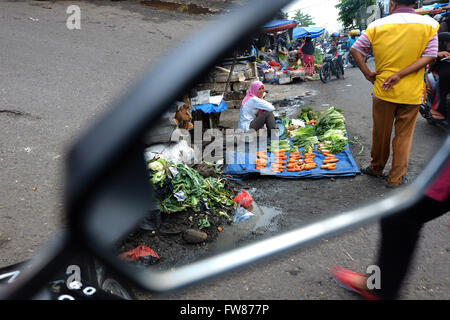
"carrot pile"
271,150,288,173
255,151,268,171
320,149,339,170
255,148,340,173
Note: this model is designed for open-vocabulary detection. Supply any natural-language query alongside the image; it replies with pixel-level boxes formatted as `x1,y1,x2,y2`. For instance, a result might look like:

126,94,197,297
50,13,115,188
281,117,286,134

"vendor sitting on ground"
238,81,276,135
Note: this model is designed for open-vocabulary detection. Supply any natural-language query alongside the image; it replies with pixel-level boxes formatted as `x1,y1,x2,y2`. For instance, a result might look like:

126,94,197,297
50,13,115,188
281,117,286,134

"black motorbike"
347,50,357,68
320,50,343,83
420,32,450,131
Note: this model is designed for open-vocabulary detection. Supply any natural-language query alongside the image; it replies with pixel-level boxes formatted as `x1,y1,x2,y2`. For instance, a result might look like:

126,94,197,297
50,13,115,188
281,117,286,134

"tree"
291,9,315,27
335,0,375,30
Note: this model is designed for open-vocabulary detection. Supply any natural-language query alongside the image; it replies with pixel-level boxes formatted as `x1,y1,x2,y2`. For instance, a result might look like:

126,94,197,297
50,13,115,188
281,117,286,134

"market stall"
191,92,228,129
223,106,361,179
415,2,450,15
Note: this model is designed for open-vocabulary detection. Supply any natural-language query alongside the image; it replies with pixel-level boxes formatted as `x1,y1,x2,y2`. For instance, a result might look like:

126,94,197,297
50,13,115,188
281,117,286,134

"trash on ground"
233,190,253,209
233,204,254,223
119,245,160,266
144,140,196,165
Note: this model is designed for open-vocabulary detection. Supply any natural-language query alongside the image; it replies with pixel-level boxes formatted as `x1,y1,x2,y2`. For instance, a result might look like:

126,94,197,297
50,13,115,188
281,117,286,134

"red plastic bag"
233,190,253,209
119,245,160,262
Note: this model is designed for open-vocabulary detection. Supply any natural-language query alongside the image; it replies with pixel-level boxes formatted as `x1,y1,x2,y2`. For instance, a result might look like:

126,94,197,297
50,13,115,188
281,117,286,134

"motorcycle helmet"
331,32,339,38
350,30,358,37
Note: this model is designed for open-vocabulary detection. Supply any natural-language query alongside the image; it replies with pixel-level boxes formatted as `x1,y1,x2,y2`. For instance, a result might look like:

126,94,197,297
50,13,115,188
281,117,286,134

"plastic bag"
119,245,160,266
233,204,254,223
233,189,253,209
144,140,196,165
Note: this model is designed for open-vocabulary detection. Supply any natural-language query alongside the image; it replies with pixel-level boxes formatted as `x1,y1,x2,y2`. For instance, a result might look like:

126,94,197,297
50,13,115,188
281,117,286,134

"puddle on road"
140,0,216,14
271,91,318,119
250,203,282,232
209,201,283,252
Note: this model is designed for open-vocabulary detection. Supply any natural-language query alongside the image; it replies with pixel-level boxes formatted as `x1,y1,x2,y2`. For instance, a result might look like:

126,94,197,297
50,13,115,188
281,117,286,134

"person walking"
332,161,450,300
350,0,440,188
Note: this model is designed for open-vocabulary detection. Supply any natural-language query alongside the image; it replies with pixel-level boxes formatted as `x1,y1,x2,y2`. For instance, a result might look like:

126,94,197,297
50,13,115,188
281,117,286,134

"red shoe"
331,266,380,300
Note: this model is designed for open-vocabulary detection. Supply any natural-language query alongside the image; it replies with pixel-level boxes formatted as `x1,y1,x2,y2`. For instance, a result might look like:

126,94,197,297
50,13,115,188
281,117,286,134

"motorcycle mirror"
65,0,300,294
1,0,449,299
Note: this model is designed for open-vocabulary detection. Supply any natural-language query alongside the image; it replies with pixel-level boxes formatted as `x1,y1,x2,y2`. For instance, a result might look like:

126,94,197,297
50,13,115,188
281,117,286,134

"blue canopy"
293,26,325,39
261,19,298,33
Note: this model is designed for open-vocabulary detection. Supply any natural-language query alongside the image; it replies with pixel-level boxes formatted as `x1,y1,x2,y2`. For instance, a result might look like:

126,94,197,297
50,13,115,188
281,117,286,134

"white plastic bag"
144,140,196,165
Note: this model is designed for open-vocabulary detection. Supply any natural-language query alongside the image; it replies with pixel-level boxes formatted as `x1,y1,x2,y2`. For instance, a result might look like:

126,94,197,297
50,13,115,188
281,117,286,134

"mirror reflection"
114,1,449,274
1,0,448,300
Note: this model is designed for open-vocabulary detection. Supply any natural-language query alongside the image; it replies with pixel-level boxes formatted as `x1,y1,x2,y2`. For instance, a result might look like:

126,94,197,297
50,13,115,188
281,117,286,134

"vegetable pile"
297,106,318,125
256,106,350,174
315,107,348,155
148,159,236,214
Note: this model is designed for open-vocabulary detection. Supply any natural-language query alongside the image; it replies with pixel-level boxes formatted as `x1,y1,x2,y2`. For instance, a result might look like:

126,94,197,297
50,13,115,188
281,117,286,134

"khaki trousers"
370,98,420,186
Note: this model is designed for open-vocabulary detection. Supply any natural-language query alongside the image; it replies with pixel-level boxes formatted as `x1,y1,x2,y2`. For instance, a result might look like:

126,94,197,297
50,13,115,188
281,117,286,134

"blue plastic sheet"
223,143,360,179
192,99,228,114
293,27,325,39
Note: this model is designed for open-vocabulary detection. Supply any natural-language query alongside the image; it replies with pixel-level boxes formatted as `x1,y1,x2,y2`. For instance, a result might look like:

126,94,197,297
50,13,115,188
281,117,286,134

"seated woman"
237,81,276,134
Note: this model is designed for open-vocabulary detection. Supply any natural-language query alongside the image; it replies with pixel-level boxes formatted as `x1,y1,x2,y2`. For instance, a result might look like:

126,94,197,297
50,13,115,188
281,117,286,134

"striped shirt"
352,8,439,105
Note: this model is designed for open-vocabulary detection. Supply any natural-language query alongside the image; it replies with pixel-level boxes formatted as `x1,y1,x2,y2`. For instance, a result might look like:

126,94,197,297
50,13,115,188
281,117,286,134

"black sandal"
360,166,386,179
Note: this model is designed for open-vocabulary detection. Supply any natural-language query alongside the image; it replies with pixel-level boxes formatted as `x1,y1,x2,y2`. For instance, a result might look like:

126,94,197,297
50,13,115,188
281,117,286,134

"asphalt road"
0,0,448,301
0,0,212,265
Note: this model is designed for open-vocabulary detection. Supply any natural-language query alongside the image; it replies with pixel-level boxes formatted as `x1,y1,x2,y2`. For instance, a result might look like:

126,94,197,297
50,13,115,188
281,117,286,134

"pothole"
0,110,39,119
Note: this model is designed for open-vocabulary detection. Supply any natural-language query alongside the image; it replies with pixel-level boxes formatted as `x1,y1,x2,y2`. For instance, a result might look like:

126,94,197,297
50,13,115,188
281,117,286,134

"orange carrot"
323,158,339,164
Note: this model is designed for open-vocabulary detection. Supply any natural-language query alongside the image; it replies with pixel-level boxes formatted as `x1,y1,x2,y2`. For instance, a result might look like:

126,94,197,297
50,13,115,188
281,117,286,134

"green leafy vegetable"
150,162,235,214
268,139,290,152
315,107,346,137
297,107,318,123
198,215,211,229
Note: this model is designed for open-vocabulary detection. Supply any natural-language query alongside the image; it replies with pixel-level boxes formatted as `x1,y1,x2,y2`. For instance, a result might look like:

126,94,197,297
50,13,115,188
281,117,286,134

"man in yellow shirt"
351,0,439,187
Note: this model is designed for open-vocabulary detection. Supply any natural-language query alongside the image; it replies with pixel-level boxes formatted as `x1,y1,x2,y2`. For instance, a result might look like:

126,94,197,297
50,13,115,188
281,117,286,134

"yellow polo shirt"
365,11,439,105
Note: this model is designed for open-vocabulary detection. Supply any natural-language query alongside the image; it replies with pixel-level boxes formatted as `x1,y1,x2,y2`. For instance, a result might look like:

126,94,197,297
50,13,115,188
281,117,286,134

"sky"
282,0,343,32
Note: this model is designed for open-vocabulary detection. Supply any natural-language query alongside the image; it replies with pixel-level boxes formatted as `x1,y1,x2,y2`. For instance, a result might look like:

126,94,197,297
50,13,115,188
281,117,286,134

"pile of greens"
268,139,290,152
315,107,346,137
291,127,319,153
297,107,318,123
318,128,348,154
148,159,236,214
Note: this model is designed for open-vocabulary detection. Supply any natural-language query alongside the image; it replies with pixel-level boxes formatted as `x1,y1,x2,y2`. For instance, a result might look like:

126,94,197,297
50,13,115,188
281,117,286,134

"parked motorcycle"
320,50,343,83
420,32,450,131
347,50,357,68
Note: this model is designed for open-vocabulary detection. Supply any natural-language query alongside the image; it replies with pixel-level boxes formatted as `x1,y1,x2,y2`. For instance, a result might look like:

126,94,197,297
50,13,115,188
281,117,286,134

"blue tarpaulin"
223,142,360,179
293,27,325,39
192,99,228,114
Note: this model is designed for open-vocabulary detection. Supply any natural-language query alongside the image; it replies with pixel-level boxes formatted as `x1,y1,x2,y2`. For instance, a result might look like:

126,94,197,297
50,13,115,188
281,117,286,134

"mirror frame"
1,0,449,299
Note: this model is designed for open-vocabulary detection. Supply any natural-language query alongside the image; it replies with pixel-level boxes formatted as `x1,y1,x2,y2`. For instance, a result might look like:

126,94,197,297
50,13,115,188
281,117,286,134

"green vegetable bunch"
319,129,348,154
297,107,318,123
268,139,290,152
315,107,345,137
291,127,318,152
148,161,235,214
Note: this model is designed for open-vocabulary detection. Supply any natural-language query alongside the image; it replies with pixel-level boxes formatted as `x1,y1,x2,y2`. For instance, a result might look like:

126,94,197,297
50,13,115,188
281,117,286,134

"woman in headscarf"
302,36,315,76
237,81,276,133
